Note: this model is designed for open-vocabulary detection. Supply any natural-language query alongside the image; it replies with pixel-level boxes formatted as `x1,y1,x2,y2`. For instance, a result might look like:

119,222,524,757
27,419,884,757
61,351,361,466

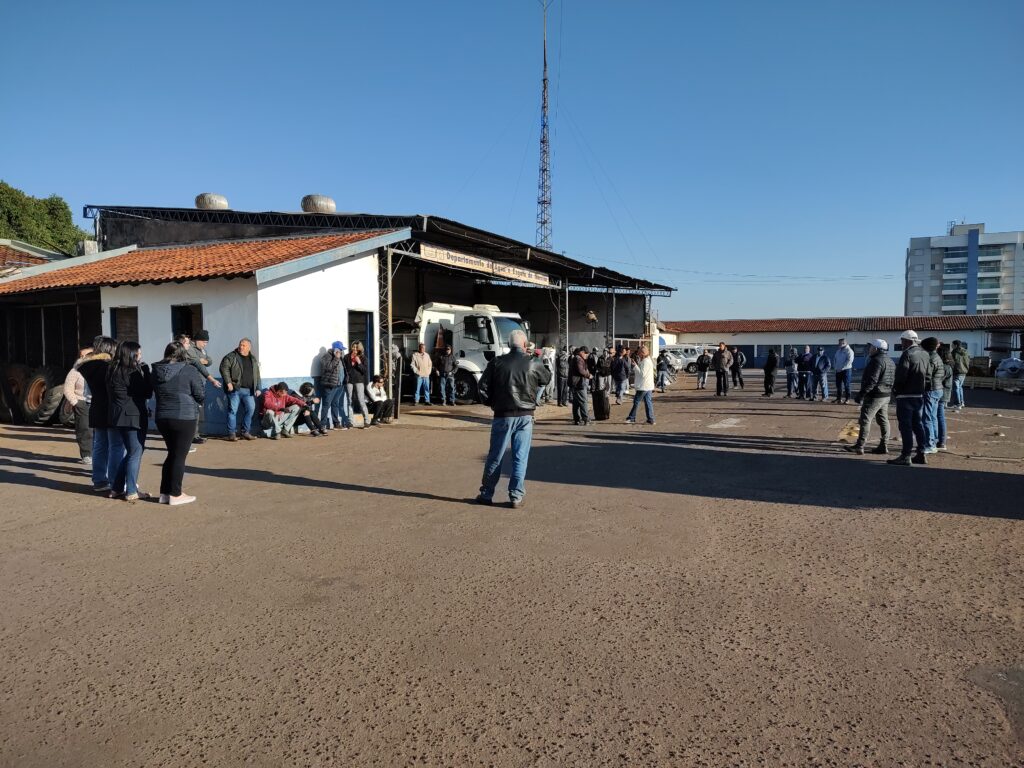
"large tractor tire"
57,396,77,427
2,363,32,424
21,367,66,424
454,370,480,405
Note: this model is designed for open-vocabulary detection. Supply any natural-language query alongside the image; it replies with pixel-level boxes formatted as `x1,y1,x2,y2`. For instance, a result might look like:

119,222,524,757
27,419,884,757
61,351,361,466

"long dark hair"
163,341,188,362
109,341,142,376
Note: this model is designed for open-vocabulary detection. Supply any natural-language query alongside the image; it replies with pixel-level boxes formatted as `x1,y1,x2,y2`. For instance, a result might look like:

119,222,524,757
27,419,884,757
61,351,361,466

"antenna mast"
536,1,553,249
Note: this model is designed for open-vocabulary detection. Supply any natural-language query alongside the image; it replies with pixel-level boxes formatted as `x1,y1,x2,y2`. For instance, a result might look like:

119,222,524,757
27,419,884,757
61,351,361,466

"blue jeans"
786,371,798,396
479,415,534,503
951,374,966,408
923,389,944,448
227,387,256,435
627,390,655,423
415,376,431,404
812,372,829,399
896,396,926,456
614,378,629,400
835,369,852,401
656,371,669,390
440,373,456,405
92,428,125,487
111,426,146,496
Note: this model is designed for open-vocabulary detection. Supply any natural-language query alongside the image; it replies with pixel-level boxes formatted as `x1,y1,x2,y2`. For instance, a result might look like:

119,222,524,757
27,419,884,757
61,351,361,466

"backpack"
597,354,612,377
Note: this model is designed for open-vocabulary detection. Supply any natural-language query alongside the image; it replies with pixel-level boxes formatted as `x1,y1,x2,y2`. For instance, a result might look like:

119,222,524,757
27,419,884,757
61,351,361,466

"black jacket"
893,345,930,397
344,354,368,385
926,350,944,392
764,351,779,374
79,355,113,429
220,350,261,390
320,352,343,388
107,365,153,429
152,361,205,421
696,353,711,372
479,347,552,418
436,352,458,376
856,351,895,402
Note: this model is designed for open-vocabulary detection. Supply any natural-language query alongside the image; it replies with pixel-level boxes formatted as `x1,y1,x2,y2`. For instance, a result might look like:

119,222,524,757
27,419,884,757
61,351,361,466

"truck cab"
412,303,531,403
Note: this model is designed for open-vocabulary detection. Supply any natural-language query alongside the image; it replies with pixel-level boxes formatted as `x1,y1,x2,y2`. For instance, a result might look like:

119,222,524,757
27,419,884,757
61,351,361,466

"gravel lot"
1,385,1022,766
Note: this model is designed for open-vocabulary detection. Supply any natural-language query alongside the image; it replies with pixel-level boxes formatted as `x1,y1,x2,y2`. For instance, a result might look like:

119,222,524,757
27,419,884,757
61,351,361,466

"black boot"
844,443,865,455
869,442,888,455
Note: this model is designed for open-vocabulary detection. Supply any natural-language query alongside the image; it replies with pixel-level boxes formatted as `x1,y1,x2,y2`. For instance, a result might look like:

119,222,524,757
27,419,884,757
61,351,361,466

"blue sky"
2,0,1021,320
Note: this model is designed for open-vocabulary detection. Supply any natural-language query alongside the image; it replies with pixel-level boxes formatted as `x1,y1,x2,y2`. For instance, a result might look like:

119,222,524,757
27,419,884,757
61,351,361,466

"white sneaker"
168,494,196,506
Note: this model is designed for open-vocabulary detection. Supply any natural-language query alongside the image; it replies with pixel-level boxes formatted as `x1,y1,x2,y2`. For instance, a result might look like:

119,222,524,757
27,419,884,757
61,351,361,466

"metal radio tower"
536,1,553,249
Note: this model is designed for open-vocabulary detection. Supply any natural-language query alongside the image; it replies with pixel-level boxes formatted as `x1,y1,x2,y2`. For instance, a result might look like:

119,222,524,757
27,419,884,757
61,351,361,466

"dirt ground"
1,382,1022,767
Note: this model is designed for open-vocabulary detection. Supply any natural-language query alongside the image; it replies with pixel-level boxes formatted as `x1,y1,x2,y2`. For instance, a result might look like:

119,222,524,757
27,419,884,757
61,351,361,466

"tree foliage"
0,181,91,255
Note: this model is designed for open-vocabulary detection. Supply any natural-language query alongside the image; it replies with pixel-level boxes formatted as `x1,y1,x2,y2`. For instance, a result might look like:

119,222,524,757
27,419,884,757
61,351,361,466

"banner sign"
415,244,559,288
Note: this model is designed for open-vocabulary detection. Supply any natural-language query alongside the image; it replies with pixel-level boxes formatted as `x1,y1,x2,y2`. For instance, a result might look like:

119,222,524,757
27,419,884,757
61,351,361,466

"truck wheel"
21,367,65,424
454,371,479,405
2,363,31,424
685,363,698,374
57,397,77,427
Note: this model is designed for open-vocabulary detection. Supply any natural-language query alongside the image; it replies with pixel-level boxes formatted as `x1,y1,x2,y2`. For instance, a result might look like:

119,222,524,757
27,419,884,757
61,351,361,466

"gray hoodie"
152,361,206,421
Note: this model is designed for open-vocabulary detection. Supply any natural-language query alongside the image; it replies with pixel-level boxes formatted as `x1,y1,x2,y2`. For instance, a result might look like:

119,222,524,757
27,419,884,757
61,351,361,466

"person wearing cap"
796,345,814,399
832,338,855,404
318,342,350,429
569,346,592,425
920,337,946,455
183,330,221,444
845,339,895,455
888,330,930,466
219,339,262,441
811,346,832,401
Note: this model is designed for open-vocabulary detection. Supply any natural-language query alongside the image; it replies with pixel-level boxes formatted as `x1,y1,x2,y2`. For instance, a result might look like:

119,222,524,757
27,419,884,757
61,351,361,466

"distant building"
905,223,1024,316
662,314,1024,368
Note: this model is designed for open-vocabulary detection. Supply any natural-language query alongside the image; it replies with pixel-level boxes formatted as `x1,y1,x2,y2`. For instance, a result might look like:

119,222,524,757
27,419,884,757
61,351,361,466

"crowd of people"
551,344,666,427
62,331,393,506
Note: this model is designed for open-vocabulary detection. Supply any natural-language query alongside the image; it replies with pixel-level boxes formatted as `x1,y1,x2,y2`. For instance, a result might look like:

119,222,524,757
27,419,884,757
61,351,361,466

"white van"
663,344,710,374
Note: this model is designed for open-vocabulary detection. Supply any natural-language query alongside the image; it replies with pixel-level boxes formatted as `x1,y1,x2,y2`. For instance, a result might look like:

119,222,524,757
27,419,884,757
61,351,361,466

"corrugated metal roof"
664,315,1024,334
0,231,395,296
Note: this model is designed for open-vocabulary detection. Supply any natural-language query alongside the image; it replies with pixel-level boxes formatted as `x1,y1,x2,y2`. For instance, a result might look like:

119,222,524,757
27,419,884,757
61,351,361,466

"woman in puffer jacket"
152,341,205,506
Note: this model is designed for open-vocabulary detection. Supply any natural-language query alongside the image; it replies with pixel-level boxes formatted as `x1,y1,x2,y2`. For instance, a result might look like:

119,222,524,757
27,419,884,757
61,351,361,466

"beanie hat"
331,341,346,351
921,336,939,353
193,330,210,342
901,330,919,343
869,338,888,351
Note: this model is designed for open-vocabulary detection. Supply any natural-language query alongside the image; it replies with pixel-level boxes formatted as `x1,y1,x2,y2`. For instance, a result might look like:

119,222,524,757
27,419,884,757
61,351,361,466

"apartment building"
905,223,1024,316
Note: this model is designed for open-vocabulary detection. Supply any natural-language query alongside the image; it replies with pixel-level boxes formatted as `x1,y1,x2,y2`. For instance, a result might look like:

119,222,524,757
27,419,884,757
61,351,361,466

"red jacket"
261,389,306,416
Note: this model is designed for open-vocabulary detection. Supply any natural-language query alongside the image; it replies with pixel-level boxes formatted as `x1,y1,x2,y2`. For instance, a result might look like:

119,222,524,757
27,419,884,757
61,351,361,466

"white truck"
403,303,532,403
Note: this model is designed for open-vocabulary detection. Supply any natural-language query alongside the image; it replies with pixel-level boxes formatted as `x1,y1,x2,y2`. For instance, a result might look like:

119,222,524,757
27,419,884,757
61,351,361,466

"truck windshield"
493,317,527,347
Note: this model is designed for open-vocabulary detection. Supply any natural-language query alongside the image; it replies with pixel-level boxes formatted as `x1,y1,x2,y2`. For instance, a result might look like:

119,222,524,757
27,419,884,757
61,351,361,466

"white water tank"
301,195,336,213
195,193,229,210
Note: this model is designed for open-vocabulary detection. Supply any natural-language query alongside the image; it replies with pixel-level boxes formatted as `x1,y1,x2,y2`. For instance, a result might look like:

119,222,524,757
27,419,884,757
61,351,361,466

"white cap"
870,338,888,351
900,330,919,342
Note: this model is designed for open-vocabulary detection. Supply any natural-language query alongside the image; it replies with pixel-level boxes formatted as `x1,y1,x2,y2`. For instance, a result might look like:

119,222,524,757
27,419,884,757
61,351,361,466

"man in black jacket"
435,344,458,406
556,348,570,407
476,329,552,509
845,339,895,455
568,347,593,425
888,330,930,466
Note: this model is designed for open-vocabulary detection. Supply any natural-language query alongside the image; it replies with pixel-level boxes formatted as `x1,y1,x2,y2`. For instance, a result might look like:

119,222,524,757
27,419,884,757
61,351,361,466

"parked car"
663,345,706,374
994,357,1023,379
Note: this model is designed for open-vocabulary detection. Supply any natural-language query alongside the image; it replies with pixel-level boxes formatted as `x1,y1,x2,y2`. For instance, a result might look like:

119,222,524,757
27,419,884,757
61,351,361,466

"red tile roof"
0,244,49,268
0,232,395,296
664,315,1024,334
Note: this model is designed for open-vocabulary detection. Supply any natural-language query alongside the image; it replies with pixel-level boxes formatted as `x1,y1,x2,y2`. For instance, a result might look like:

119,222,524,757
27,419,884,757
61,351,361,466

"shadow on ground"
528,431,1024,521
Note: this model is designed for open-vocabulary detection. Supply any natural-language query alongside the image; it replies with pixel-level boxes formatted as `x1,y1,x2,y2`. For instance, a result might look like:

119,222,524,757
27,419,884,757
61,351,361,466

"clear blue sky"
2,0,1021,320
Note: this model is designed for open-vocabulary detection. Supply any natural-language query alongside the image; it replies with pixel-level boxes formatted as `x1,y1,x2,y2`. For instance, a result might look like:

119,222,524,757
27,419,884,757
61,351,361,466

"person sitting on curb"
367,375,394,425
260,382,306,439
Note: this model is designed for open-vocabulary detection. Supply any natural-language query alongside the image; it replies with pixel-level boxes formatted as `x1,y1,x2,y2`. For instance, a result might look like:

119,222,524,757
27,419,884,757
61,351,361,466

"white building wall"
100,278,258,367
256,250,380,380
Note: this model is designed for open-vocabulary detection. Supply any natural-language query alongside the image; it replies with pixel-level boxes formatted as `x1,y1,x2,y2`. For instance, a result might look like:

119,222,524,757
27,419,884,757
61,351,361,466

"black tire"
57,396,77,427
2,363,31,424
21,366,66,424
685,363,698,374
454,370,479,405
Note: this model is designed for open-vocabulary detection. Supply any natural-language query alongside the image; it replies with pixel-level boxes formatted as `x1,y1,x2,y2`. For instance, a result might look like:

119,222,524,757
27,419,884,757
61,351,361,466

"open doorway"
348,310,374,372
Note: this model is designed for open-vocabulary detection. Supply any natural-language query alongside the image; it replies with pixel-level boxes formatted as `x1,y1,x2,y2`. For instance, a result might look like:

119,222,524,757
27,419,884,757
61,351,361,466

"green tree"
0,181,91,255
